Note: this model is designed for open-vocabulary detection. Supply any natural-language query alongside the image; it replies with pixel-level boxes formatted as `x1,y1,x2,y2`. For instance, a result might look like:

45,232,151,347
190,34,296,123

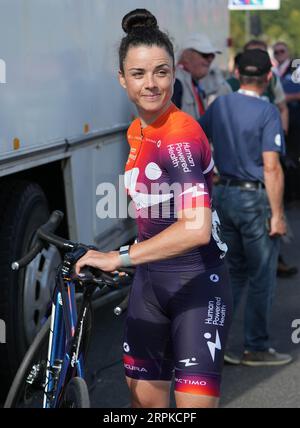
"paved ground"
86,203,300,408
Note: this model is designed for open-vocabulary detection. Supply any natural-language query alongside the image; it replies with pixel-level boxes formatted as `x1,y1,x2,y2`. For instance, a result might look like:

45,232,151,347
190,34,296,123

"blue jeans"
213,185,280,352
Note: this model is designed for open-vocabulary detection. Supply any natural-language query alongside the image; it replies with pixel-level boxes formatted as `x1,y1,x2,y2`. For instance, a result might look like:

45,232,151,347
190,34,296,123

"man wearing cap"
199,49,292,366
172,33,231,120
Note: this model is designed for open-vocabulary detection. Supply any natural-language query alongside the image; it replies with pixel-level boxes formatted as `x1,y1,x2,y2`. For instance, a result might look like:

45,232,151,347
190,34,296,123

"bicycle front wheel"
4,318,51,408
59,377,90,408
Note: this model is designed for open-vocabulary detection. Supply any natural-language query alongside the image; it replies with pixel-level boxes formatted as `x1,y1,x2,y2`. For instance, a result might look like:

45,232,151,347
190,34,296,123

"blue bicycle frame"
43,278,86,408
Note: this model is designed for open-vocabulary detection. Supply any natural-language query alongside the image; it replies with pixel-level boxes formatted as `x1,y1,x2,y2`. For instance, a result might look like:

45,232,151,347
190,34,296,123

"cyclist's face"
119,45,175,124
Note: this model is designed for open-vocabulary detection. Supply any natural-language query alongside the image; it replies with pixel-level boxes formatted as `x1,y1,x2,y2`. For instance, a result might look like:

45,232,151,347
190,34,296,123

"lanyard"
238,89,261,99
192,82,206,116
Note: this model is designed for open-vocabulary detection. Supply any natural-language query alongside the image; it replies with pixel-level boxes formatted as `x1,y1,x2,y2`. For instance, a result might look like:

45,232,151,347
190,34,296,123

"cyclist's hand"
269,215,287,237
75,250,121,275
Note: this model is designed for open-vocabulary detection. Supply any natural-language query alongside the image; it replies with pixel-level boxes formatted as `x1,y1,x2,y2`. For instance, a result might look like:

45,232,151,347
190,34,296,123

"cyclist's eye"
132,72,143,78
157,70,168,76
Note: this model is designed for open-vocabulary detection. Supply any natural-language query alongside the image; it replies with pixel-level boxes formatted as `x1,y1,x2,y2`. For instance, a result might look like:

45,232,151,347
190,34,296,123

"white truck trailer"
0,0,229,393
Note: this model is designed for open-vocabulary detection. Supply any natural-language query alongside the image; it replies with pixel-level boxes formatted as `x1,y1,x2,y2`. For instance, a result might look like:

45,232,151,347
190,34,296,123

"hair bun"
122,9,158,34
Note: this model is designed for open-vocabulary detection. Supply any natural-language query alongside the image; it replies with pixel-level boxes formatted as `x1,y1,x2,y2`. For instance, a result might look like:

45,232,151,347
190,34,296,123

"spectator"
227,52,243,92
229,40,296,278
228,39,289,134
274,41,300,203
200,49,292,366
172,33,231,119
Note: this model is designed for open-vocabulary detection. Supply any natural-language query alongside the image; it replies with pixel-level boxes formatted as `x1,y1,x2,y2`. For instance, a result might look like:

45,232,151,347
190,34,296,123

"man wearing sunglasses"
172,33,231,120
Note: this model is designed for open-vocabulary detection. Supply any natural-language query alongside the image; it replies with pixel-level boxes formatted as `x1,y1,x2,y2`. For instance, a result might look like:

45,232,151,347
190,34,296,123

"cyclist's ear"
119,70,127,89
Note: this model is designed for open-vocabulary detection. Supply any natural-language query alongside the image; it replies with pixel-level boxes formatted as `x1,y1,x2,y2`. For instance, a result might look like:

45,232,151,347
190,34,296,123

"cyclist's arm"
128,206,211,265
75,206,212,273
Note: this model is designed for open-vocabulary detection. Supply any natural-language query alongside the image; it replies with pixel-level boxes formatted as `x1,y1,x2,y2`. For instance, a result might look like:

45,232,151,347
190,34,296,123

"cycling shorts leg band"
175,370,221,397
123,355,173,381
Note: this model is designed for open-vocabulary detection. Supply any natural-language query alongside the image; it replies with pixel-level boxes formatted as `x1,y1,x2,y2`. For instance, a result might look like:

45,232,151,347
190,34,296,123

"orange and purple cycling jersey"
125,103,226,272
122,104,232,398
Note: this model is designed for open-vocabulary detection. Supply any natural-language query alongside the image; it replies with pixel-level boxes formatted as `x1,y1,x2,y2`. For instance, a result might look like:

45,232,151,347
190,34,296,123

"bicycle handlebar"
11,211,135,292
11,210,75,271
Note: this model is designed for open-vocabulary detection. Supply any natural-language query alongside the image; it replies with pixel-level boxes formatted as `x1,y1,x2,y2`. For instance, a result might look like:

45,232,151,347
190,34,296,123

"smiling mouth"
143,94,161,98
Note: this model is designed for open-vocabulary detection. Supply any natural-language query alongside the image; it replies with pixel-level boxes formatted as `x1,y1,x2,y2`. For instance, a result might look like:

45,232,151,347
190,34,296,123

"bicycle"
4,210,133,408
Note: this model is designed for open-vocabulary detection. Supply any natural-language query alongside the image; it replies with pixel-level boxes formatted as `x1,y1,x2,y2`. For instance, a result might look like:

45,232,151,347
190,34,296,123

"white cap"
181,33,222,55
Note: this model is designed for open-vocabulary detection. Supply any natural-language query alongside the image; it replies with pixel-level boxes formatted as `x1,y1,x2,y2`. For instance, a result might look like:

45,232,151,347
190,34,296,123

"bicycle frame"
43,275,93,408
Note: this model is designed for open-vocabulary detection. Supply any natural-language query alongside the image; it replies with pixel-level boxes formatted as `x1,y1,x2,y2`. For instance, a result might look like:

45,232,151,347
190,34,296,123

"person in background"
228,39,297,278
228,39,289,134
172,33,231,119
227,53,243,93
200,49,293,367
274,41,300,204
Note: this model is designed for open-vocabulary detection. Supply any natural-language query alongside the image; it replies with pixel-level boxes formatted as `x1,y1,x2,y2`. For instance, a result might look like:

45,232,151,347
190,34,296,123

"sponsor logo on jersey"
204,330,222,362
205,297,226,327
179,184,208,198
124,364,148,373
175,377,207,387
124,167,173,210
123,342,130,353
167,142,195,173
178,358,199,367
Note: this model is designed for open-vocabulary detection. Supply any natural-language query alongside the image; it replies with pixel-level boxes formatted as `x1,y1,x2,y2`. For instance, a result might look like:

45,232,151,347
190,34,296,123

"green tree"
230,0,300,55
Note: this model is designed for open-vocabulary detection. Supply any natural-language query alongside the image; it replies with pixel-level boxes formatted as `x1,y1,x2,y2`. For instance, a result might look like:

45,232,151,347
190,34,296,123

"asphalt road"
86,203,300,409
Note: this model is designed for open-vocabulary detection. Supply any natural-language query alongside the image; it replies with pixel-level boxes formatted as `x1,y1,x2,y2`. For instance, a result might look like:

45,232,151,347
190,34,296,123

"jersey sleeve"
262,105,286,156
159,132,212,212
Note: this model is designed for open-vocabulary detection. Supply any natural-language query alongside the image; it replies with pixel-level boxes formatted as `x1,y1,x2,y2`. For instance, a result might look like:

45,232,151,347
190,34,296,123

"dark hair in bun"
119,9,174,73
122,9,158,34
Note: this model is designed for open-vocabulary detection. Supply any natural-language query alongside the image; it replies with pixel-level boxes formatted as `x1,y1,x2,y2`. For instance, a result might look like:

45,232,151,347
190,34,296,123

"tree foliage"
230,0,300,55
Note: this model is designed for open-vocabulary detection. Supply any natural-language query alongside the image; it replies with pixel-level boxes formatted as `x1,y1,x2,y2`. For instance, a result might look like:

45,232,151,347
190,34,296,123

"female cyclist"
76,9,232,409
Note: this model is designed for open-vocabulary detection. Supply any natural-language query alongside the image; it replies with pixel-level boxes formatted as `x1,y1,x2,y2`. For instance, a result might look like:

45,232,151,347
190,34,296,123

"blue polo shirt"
199,92,285,182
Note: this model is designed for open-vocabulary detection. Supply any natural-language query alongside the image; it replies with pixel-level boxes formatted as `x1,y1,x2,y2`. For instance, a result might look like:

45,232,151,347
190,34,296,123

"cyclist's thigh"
163,264,232,402
123,265,173,382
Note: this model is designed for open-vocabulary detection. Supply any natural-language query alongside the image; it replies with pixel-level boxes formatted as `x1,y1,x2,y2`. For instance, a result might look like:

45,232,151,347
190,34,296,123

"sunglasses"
274,49,287,55
199,52,216,59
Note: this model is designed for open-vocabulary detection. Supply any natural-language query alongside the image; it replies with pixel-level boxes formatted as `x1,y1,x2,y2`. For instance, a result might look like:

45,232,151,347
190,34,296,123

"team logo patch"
210,274,220,283
123,342,130,353
179,358,199,367
204,331,222,362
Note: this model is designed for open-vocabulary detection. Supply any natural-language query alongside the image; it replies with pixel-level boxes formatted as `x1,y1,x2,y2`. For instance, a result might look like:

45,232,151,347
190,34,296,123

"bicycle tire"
4,317,51,408
59,377,90,408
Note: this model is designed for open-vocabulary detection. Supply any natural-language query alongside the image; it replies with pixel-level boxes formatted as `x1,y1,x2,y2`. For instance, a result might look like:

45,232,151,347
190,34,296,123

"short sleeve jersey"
125,103,224,272
200,92,285,182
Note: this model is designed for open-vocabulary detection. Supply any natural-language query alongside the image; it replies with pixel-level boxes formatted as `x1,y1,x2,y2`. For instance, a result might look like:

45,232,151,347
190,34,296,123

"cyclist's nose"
144,73,156,89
